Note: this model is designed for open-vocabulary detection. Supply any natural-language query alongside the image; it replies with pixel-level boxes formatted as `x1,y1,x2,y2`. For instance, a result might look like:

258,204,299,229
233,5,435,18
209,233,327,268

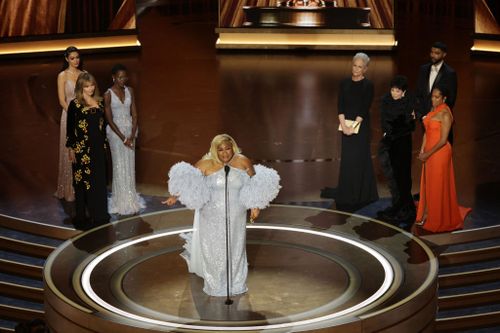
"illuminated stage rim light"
81,224,395,331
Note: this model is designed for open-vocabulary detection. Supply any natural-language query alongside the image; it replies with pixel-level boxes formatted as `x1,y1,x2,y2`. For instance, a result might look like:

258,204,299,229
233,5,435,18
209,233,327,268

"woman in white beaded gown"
104,64,145,215
164,134,280,297
55,46,83,202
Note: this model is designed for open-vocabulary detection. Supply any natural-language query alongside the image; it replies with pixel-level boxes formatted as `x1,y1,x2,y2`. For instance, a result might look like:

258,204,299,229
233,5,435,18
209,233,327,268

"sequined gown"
106,87,145,215
197,167,248,296
168,162,280,297
54,79,75,201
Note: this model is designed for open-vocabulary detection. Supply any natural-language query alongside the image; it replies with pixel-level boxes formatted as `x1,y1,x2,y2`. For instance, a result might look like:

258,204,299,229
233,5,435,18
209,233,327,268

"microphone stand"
224,165,233,305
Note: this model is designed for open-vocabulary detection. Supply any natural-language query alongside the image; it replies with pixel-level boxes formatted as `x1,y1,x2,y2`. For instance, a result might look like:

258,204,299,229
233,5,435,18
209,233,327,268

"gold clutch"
338,119,360,134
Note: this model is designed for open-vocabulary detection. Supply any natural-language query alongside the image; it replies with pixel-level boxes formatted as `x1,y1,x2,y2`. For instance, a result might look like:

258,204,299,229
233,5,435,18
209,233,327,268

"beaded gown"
168,161,280,296
54,79,76,201
106,87,145,215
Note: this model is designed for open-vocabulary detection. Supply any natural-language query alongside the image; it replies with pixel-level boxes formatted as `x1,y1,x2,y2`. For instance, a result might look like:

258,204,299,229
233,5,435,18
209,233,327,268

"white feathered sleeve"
168,162,210,209
239,164,281,209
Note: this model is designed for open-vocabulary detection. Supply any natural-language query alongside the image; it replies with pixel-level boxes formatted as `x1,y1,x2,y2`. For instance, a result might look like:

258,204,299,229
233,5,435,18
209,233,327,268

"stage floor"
44,205,437,332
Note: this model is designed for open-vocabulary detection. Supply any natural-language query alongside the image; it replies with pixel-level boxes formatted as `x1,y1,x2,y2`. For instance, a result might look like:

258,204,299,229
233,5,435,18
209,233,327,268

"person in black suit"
415,41,457,144
377,75,416,229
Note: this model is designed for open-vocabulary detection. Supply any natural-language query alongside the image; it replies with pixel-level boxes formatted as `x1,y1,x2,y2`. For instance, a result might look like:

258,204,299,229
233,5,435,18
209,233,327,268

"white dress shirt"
428,61,443,92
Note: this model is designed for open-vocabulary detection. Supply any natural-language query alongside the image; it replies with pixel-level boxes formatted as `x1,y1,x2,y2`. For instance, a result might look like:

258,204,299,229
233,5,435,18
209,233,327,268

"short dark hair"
111,63,127,75
390,75,408,91
432,41,447,52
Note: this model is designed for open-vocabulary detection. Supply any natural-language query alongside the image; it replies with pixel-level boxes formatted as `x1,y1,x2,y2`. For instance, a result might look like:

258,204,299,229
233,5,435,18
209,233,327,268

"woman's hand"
418,150,430,162
123,137,134,149
341,125,353,136
68,148,76,163
249,208,260,223
161,196,178,206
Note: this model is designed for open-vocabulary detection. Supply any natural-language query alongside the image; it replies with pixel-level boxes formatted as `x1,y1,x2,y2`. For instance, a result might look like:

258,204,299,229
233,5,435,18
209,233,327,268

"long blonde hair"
74,72,102,105
203,134,241,164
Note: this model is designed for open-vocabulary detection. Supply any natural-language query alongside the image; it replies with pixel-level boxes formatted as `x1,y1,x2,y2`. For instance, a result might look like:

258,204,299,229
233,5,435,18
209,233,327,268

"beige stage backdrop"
0,0,136,38
220,0,394,28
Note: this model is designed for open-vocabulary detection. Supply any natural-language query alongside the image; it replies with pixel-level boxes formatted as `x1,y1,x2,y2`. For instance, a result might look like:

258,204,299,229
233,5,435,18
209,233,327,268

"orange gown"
416,103,471,233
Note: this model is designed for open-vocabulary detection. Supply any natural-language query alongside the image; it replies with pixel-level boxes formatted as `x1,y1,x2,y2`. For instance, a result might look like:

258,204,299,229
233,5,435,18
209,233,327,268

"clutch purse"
338,119,360,134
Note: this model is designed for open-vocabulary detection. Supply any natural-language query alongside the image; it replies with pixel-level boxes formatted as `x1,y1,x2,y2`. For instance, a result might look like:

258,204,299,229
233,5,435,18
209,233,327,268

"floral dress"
66,99,109,227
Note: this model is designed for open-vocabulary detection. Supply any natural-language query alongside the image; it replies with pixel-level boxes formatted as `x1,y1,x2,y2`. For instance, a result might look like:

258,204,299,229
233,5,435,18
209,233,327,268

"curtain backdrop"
109,0,137,30
0,0,135,38
0,0,67,38
65,0,126,34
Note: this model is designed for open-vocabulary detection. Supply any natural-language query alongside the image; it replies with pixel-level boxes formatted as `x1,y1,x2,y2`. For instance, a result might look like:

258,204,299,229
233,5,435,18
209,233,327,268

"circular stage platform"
44,205,438,332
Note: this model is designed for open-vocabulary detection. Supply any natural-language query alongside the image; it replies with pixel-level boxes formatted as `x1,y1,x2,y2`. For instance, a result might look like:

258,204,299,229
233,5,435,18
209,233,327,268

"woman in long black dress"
336,52,378,211
66,73,110,230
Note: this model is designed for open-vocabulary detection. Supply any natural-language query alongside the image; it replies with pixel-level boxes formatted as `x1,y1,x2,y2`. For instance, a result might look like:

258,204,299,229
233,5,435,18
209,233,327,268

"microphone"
223,163,233,305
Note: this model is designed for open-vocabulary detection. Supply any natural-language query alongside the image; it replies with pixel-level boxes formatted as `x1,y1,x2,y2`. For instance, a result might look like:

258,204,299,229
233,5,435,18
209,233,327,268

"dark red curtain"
0,0,67,38
109,0,136,30
64,0,130,34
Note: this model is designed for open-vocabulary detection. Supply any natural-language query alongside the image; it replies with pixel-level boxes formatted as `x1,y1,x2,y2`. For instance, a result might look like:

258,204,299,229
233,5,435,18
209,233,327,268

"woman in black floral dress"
66,72,109,230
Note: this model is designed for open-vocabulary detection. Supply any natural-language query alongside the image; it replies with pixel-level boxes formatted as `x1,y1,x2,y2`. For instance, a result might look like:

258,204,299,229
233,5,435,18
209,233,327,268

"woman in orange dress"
415,86,470,233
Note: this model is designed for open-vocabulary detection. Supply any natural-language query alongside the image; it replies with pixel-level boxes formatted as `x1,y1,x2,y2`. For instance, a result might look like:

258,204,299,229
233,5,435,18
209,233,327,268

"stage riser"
439,245,500,267
438,288,500,310
421,225,500,247
0,282,43,303
0,236,54,258
0,214,79,240
0,304,43,322
438,267,500,288
435,311,500,332
0,259,43,280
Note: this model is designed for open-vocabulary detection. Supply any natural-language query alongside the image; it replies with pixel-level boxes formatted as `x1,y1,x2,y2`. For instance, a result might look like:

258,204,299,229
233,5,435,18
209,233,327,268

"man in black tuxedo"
415,41,457,143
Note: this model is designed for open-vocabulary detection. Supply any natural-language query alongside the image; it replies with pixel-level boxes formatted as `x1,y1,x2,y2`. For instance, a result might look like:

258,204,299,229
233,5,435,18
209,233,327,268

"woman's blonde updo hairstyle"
203,134,241,164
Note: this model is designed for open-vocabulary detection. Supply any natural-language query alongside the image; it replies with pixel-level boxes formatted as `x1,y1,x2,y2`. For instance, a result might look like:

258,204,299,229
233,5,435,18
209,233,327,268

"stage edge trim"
80,224,395,331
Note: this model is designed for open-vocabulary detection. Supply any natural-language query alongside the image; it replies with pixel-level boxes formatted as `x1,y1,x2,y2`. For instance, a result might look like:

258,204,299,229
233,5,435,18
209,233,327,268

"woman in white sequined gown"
55,46,83,201
164,134,280,297
104,64,145,215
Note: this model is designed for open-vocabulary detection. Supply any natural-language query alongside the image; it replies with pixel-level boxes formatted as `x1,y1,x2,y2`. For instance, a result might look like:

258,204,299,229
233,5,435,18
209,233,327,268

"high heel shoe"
415,213,427,226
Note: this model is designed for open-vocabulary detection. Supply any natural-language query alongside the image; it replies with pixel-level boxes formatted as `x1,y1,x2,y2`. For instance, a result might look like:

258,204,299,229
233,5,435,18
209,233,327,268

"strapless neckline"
207,165,246,177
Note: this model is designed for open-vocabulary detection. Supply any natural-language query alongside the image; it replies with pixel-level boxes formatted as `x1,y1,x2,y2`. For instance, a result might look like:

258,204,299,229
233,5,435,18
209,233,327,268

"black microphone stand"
224,165,233,305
